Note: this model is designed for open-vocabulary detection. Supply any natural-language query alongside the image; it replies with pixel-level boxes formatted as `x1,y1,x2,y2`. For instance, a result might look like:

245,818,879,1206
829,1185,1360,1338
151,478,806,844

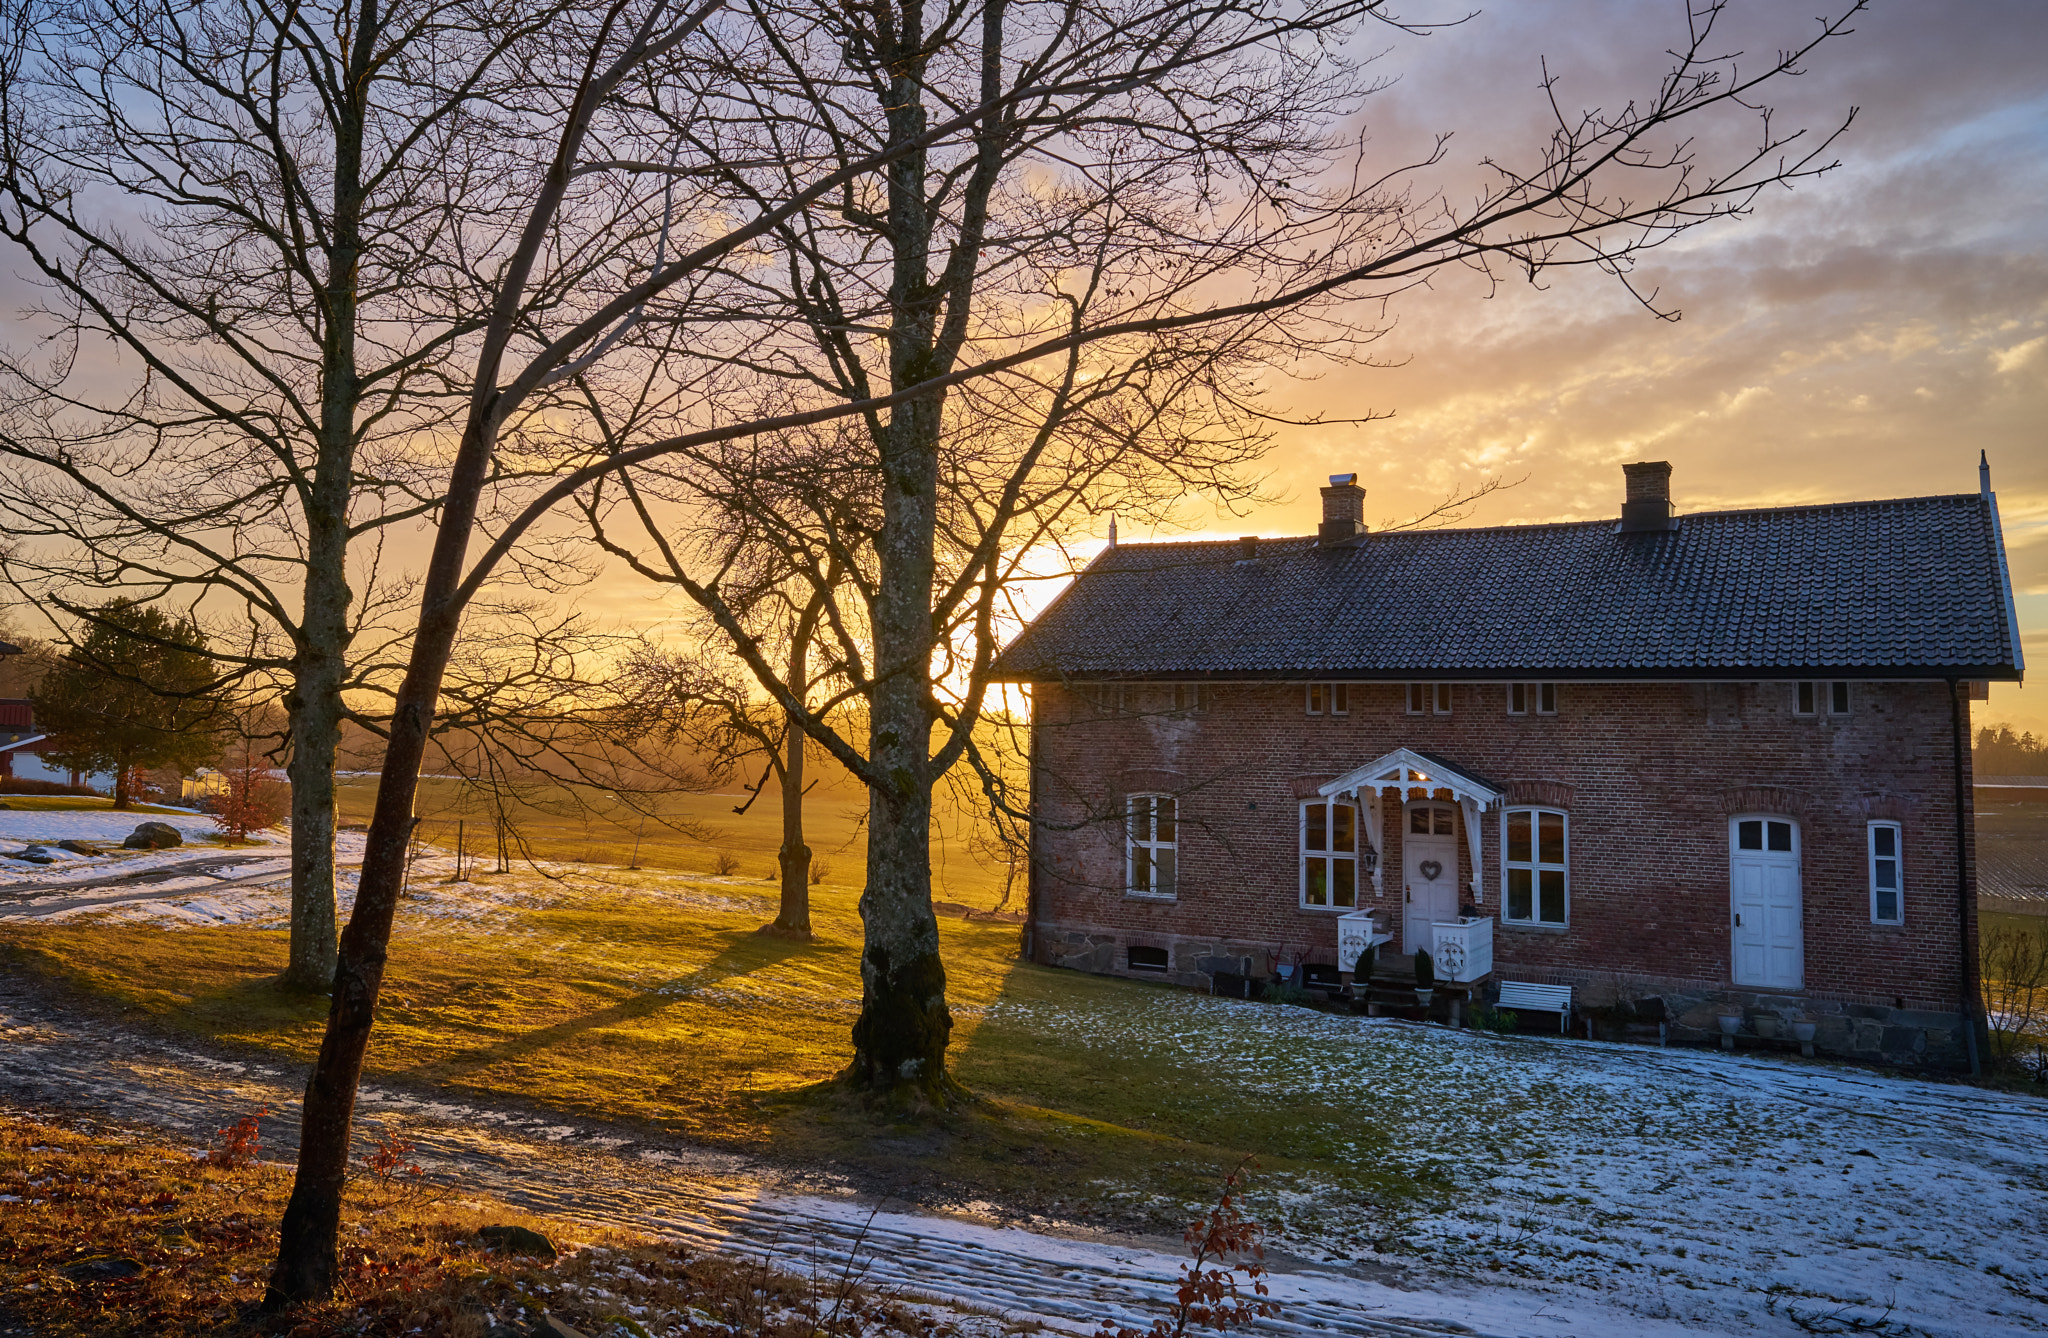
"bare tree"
603,429,869,935
0,0,606,988
574,0,1866,1106
261,0,1865,1301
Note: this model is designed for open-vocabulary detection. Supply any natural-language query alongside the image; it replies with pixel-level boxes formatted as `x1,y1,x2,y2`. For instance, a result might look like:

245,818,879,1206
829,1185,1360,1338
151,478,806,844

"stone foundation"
1035,923,1973,1069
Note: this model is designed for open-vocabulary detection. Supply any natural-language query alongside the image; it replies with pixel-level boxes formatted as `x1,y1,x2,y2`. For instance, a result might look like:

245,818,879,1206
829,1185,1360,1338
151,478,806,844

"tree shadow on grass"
400,929,827,1090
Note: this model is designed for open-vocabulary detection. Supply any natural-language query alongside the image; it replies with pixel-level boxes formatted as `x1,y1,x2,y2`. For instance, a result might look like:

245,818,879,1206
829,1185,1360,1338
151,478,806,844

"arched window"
1301,798,1359,908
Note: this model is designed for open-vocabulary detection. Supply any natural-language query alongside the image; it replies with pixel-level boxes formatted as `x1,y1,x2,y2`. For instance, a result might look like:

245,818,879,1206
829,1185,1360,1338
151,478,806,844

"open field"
338,776,1016,908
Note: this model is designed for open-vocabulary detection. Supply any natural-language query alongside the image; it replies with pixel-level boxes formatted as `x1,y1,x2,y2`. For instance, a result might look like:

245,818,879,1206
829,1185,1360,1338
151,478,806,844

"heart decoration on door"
1419,860,1443,881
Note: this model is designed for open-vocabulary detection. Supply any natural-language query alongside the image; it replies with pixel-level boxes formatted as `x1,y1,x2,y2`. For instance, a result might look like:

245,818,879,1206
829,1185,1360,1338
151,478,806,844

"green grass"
0,794,192,816
0,862,1293,1226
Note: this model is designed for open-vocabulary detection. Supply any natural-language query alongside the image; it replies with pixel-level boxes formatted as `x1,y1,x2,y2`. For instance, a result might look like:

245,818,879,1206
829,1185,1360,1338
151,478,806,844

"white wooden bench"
1495,981,1572,1033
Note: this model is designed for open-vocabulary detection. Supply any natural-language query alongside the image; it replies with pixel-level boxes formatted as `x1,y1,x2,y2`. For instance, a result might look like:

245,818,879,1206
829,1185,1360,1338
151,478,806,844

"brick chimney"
1319,473,1367,547
1619,461,1676,533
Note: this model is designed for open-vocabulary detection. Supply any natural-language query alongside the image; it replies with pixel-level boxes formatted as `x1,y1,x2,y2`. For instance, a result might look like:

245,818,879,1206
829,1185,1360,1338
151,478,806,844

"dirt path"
0,968,1602,1338
0,852,345,918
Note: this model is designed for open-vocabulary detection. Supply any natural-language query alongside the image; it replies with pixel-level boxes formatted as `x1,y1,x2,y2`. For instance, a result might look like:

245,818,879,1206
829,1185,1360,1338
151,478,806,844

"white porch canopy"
1318,748,1503,901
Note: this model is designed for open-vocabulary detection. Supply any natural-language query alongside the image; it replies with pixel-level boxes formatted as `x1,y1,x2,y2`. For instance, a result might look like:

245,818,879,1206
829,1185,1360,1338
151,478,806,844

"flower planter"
1717,1013,1743,1051
1792,1019,1818,1058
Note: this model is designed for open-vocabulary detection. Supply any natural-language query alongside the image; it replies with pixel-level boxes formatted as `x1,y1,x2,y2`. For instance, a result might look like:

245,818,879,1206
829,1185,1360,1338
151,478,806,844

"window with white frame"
1171,683,1205,714
1503,808,1568,926
1406,682,1452,715
1300,798,1359,908
1306,683,1350,715
1869,821,1904,924
1794,681,1851,717
1508,682,1557,716
1127,795,1177,897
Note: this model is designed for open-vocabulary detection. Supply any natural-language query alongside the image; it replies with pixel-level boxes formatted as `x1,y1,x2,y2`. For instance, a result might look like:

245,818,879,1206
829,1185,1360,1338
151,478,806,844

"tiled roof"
995,493,2022,680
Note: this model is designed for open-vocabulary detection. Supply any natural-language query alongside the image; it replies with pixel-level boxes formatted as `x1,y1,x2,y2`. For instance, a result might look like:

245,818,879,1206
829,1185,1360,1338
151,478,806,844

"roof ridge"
1098,491,1984,554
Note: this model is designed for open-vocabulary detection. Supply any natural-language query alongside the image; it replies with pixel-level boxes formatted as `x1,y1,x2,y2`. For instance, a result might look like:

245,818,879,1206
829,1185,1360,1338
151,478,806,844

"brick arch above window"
1288,774,1337,799
1716,785,1811,819
1118,767,1184,795
1859,793,1917,822
1502,779,1575,810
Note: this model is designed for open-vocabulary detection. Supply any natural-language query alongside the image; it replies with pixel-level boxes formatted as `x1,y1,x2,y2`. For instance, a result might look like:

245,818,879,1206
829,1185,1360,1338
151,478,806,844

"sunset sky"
1143,0,2047,730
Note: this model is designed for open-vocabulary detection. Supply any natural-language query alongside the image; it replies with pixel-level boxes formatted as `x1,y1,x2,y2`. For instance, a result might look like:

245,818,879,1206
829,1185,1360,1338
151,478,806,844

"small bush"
1413,948,1435,992
1984,922,2048,1064
1468,1002,1518,1034
809,857,831,886
210,761,289,840
204,1107,267,1170
1259,978,1308,1006
1097,1156,1279,1338
712,849,742,877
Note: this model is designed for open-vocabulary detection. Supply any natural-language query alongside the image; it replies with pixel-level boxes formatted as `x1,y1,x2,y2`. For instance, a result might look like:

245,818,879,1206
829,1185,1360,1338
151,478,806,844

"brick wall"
1027,679,1974,1020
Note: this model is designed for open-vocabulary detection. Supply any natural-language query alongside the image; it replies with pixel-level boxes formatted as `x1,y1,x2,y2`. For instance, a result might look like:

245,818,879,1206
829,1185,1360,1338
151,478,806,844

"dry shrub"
1097,1156,1279,1338
1983,921,2048,1063
712,849,742,877
204,1107,267,1170
209,759,289,841
810,857,832,886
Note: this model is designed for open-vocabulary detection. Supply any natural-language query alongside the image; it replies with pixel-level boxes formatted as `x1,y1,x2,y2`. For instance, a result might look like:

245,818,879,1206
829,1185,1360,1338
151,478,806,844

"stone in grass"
122,821,182,850
61,1256,145,1282
10,846,55,865
525,1316,591,1338
477,1223,557,1258
58,839,103,856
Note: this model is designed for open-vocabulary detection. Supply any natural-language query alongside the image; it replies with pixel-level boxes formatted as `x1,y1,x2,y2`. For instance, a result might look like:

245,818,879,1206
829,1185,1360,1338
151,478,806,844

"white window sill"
1124,891,1178,903
1500,919,1568,934
1297,903,1364,914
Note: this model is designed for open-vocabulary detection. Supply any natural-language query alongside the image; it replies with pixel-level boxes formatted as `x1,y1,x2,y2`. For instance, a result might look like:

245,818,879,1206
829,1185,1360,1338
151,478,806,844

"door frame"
1403,800,1460,953
1728,814,1804,990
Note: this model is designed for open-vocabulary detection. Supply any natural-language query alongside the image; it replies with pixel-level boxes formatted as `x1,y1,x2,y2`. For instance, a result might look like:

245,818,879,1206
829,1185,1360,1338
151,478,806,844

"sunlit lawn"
0,848,1341,1226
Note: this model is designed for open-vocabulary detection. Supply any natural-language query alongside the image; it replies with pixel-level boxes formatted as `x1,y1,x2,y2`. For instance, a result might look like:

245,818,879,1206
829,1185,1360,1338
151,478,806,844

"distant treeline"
1977,724,2048,777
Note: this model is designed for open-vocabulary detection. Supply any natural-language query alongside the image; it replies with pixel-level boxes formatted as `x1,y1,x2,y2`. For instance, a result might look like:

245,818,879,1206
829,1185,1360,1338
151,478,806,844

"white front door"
1404,803,1459,954
1730,817,1803,989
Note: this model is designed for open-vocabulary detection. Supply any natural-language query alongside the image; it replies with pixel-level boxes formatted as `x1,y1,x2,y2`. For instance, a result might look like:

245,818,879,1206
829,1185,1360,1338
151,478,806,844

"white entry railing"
1427,916,1494,983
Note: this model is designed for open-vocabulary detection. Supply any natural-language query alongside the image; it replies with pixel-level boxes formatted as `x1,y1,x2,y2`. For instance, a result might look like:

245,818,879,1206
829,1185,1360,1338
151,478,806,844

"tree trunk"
771,614,814,935
842,2,959,1105
282,673,342,992
847,777,954,1103
111,754,132,810
267,0,370,997
265,454,478,1306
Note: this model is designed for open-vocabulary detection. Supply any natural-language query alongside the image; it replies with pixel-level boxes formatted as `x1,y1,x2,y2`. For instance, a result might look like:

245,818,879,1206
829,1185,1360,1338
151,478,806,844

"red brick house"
994,460,2024,1068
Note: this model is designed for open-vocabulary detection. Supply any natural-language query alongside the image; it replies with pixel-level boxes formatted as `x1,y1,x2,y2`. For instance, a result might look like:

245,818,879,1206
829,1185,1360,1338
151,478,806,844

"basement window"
1407,683,1451,716
1126,795,1177,898
1127,945,1171,973
1508,683,1557,716
1306,683,1349,716
1869,822,1904,925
